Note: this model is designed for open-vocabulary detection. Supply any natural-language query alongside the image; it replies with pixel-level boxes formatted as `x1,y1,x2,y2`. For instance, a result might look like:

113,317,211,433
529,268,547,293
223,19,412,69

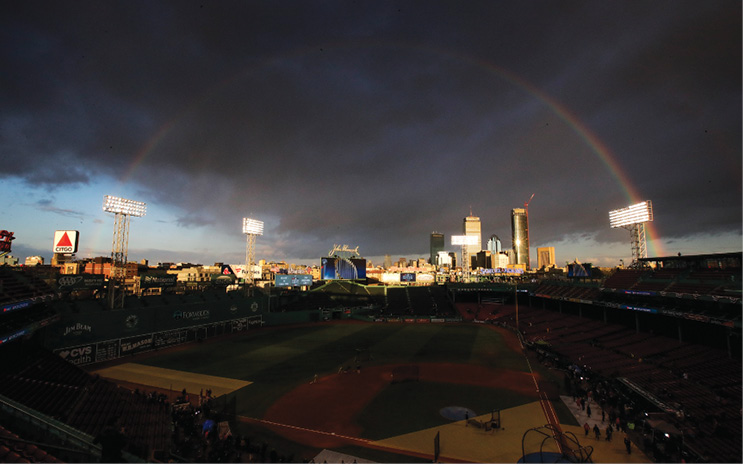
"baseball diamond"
92,320,650,462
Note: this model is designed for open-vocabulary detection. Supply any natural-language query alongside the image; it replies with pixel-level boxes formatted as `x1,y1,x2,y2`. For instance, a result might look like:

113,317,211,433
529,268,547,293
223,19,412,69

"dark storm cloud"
34,199,87,220
2,1,740,260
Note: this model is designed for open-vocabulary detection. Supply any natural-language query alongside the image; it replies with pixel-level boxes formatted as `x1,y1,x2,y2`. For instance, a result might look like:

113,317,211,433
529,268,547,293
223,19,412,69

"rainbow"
466,58,665,257
121,40,664,257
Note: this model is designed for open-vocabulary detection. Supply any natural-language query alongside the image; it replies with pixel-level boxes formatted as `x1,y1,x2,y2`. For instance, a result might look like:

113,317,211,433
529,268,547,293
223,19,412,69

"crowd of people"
558,358,687,462
168,390,299,463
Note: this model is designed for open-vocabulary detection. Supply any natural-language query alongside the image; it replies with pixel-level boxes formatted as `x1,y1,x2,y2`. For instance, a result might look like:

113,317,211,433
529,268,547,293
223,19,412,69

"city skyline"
1,1,740,268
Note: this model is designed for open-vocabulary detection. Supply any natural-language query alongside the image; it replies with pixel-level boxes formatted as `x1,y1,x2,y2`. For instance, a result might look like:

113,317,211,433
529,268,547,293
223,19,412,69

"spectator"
94,418,127,463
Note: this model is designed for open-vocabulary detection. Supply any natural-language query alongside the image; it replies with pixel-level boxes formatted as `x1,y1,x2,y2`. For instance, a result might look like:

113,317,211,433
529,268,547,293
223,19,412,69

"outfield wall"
42,294,376,366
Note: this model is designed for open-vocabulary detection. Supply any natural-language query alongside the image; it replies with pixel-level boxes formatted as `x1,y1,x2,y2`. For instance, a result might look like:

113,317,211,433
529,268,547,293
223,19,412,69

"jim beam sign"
53,230,79,254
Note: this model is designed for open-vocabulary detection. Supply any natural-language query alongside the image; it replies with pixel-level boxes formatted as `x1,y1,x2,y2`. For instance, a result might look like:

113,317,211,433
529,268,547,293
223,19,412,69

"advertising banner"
417,273,435,282
55,344,94,365
141,274,178,288
381,273,400,284
231,318,248,332
154,329,189,348
57,274,105,290
53,230,79,254
247,315,264,328
120,334,154,356
230,264,261,280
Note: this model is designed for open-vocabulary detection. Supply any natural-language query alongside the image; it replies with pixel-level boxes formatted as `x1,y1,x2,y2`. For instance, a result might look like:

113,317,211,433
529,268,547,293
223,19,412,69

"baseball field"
93,319,646,462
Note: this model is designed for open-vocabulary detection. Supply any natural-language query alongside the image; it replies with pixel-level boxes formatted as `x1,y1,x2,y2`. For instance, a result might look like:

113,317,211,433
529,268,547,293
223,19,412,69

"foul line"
522,340,568,455
235,415,471,462
236,415,373,445
522,346,541,394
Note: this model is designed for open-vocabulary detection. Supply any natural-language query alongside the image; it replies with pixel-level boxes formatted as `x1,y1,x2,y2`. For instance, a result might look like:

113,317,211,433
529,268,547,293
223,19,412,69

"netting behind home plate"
391,364,419,383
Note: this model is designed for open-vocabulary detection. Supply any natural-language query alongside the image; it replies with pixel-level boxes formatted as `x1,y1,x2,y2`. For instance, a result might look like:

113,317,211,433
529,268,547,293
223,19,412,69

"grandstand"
0,340,171,461
1,267,60,347
490,300,741,462
495,253,741,463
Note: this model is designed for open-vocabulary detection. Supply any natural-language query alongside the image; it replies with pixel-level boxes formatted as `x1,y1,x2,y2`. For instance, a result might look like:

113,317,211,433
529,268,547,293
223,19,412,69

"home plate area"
261,363,547,462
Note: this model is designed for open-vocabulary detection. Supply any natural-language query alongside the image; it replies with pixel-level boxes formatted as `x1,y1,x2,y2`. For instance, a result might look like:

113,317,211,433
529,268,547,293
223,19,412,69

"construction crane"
525,193,535,211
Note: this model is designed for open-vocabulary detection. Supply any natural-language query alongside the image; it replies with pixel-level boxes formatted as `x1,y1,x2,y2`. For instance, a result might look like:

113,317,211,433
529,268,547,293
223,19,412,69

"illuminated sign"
451,235,479,246
0,230,15,253
53,230,79,254
321,257,367,280
328,244,361,257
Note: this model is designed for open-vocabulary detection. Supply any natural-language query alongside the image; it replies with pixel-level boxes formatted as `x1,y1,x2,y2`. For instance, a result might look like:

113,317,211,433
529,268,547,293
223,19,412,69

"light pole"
515,279,519,333
103,195,146,309
242,217,264,294
610,201,654,268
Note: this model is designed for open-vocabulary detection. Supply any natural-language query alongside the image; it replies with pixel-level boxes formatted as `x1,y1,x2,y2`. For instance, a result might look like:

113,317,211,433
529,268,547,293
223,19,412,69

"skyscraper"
430,232,445,265
511,208,529,269
537,246,555,269
463,213,482,268
487,235,502,254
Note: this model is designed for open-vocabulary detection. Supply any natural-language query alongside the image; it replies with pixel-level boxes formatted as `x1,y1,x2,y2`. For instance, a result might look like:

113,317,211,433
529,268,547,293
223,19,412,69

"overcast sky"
2,1,740,268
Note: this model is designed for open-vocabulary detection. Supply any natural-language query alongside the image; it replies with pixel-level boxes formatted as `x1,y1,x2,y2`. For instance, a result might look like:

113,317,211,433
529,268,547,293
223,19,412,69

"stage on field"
93,363,252,396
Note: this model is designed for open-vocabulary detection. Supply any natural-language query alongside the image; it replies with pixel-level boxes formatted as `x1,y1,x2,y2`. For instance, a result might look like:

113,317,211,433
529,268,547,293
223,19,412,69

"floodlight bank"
103,195,147,217
609,201,653,228
242,218,264,235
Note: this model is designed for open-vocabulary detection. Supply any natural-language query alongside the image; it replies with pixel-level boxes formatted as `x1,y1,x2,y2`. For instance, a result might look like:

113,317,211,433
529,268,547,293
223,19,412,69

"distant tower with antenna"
463,207,482,269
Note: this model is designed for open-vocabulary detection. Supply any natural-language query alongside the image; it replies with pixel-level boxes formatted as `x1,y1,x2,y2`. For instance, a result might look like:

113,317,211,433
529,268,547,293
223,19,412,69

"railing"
0,392,102,460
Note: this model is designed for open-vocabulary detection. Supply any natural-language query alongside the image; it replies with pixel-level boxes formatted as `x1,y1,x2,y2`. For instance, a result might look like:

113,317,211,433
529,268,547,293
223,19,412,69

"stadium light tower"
242,218,264,292
451,235,479,278
609,200,653,268
103,195,146,309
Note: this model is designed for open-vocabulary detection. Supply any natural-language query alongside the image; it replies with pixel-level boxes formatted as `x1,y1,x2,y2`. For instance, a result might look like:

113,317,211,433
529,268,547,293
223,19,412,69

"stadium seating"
602,269,646,290
0,424,63,463
0,267,57,305
0,340,171,460
500,293,741,463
